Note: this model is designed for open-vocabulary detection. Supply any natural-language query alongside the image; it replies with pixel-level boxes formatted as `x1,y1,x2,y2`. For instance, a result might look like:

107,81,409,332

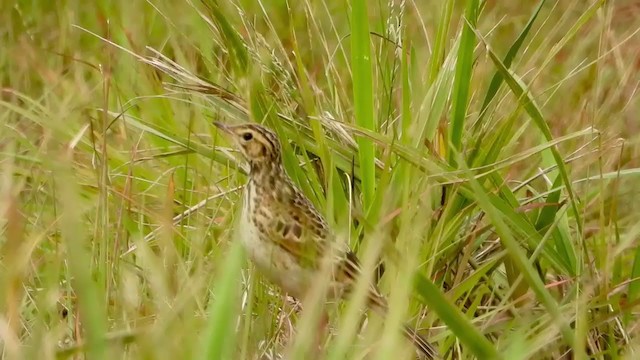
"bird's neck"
249,160,287,189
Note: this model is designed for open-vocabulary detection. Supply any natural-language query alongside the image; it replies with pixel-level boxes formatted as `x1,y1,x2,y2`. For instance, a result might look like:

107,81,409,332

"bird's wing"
263,190,345,270
264,190,388,309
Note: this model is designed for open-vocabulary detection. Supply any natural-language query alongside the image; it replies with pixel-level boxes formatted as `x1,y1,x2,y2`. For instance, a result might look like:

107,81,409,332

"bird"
214,121,439,359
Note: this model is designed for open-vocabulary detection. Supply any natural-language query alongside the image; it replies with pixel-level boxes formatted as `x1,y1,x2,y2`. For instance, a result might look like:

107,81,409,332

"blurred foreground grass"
1,0,640,359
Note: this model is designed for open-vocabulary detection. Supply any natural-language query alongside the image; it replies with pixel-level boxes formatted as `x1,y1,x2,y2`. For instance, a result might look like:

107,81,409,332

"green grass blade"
535,0,606,77
202,1,249,75
414,273,500,359
478,0,547,115
199,238,245,360
428,0,455,84
536,174,578,273
351,0,376,210
448,0,479,163
55,158,108,360
471,25,584,235
422,39,459,145
627,247,640,319
459,154,576,350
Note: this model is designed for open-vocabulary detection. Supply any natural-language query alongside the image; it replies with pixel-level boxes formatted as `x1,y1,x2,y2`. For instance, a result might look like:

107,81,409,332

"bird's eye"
242,132,253,141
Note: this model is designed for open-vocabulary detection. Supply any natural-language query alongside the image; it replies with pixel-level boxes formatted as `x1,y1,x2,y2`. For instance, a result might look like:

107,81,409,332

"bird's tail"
367,292,440,359
402,323,440,360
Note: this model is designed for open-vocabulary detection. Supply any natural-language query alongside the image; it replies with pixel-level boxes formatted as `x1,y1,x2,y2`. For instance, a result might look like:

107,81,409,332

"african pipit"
214,121,439,359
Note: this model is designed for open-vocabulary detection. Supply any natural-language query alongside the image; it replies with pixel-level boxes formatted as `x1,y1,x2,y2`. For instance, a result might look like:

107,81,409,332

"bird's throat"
249,161,286,190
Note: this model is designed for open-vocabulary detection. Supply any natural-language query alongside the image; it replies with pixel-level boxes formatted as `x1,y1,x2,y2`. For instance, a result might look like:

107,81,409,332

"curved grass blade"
470,24,583,235
428,0,455,84
200,0,249,75
459,154,576,350
199,238,245,360
351,0,376,211
478,0,547,116
449,0,479,164
414,273,500,359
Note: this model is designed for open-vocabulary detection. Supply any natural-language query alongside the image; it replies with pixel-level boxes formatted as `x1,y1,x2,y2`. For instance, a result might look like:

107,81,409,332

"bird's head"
214,122,282,167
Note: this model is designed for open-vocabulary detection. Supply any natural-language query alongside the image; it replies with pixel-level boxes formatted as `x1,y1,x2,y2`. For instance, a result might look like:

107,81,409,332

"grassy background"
2,0,640,359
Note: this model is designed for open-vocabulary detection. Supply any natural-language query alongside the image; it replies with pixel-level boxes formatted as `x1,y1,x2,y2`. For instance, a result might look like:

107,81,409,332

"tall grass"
2,0,640,359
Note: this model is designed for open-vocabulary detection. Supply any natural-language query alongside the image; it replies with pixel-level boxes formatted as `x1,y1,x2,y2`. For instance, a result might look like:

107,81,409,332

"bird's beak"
214,121,230,134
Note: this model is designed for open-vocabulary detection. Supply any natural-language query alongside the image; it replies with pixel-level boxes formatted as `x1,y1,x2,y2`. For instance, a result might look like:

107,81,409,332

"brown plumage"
214,121,439,359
